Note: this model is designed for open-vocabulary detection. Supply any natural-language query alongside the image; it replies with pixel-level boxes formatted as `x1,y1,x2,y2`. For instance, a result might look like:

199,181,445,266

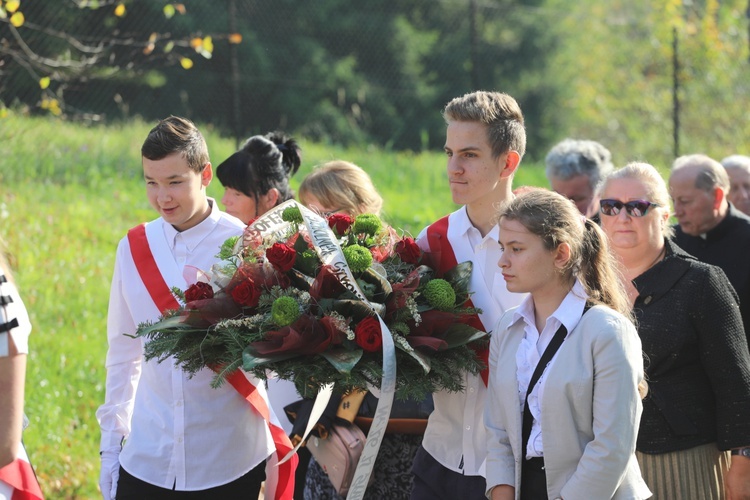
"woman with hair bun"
217,131,301,224
216,131,305,497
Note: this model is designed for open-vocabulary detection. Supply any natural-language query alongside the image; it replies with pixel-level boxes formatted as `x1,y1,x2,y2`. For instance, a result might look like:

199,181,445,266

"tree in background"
0,0,562,157
0,1,231,120
547,0,750,168
8,0,749,164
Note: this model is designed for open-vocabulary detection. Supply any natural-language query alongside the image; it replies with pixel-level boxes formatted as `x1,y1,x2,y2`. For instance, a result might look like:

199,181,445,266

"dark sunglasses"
599,199,660,217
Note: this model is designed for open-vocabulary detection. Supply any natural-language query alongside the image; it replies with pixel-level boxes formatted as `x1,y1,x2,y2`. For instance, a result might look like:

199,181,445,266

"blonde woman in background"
298,160,383,216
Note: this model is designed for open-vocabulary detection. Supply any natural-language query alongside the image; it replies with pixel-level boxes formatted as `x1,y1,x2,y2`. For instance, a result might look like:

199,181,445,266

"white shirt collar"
511,279,589,334
163,198,221,252
454,205,500,248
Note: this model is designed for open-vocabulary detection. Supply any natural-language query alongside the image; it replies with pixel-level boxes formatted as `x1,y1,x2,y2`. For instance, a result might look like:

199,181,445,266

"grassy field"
1,114,547,499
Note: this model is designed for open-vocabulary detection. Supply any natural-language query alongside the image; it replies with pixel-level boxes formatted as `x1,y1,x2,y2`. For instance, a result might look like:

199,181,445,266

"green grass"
0,113,546,499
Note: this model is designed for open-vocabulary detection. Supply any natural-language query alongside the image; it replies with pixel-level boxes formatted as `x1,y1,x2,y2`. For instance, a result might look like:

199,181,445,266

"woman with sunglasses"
599,162,750,499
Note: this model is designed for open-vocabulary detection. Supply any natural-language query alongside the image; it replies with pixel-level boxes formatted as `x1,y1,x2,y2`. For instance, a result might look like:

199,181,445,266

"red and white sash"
127,223,297,500
0,443,44,500
426,215,490,386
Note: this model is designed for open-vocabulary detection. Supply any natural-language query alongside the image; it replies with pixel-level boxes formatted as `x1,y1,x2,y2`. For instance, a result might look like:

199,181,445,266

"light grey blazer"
484,305,651,499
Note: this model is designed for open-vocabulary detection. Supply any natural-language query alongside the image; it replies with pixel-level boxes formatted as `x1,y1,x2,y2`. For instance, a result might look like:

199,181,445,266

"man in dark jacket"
669,153,750,346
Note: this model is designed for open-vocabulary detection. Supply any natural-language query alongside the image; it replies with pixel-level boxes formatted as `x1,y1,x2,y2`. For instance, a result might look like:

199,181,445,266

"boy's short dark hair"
443,91,526,159
141,116,209,173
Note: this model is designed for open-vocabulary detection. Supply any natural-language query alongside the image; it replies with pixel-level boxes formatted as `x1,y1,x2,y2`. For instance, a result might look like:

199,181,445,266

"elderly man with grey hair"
670,153,750,345
721,155,750,216
545,138,614,218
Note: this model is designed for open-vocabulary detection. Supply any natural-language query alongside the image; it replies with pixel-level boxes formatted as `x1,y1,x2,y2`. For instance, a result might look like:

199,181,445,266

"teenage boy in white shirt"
411,91,527,500
97,117,291,499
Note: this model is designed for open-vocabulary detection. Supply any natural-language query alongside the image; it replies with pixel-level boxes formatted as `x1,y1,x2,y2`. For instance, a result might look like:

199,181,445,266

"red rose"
230,277,262,307
184,281,214,302
327,213,354,235
395,237,421,264
355,316,382,352
266,243,297,272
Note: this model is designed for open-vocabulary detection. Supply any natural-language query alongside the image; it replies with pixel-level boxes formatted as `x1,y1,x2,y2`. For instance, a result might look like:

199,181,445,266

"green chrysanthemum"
281,206,303,223
271,296,300,327
423,279,456,310
343,244,373,273
352,214,382,236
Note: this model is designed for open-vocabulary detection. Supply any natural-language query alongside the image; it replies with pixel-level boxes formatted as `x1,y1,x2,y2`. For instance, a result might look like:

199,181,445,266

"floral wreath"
137,200,487,401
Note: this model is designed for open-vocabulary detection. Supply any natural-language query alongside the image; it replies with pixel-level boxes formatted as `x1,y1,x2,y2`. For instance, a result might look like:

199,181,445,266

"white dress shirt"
0,273,32,500
96,201,274,490
511,280,587,458
417,207,525,476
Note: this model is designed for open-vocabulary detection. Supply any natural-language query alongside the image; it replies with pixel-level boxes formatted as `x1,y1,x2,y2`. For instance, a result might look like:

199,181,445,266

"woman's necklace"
623,245,666,298
645,245,666,271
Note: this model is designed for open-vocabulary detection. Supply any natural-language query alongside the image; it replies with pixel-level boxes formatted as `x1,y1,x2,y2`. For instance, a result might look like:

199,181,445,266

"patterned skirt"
303,433,423,500
636,442,731,500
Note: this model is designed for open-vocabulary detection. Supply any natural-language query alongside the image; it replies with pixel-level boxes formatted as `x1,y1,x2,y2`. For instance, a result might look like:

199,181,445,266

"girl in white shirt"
485,190,651,500
0,246,42,500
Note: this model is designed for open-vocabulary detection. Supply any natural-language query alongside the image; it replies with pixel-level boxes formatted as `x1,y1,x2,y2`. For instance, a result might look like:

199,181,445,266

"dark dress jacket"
632,239,750,454
673,203,750,346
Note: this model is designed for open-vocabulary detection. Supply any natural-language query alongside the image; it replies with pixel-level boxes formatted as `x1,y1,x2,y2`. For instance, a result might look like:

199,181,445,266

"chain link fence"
2,0,544,152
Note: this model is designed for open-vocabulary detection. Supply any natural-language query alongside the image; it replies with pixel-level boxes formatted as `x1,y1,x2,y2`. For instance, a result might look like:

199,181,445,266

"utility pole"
672,26,680,160
228,0,242,148
469,0,480,90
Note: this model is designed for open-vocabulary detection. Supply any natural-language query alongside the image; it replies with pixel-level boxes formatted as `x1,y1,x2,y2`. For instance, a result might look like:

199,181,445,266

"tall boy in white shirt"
97,117,285,499
411,91,527,499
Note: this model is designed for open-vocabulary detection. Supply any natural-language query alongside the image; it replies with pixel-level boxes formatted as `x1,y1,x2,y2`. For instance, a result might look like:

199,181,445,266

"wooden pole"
672,26,680,159
228,0,242,149
470,0,480,90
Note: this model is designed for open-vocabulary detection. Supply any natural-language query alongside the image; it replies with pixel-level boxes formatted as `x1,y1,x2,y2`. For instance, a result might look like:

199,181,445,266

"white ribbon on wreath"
251,200,396,500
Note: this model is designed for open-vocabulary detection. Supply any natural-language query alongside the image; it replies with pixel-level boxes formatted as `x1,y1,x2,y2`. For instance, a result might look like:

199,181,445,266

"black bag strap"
521,303,591,459
0,273,11,306
0,273,19,333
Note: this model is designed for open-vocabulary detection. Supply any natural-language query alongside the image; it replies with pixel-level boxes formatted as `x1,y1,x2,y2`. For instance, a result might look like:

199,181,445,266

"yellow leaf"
229,33,242,45
5,1,20,14
0,108,8,119
163,41,174,53
114,3,125,17
203,36,213,54
148,32,157,42
163,4,175,19
10,11,24,27
190,37,202,50
50,101,62,116
174,3,186,14
39,77,50,89
180,57,193,70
